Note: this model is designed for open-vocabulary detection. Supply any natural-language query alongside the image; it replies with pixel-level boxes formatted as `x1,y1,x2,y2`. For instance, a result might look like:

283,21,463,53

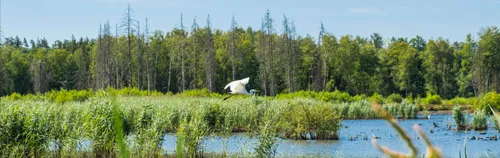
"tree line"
1,6,500,99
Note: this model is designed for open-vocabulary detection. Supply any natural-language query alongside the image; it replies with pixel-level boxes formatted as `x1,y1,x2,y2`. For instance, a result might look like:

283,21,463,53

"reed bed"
0,90,422,157
335,100,418,119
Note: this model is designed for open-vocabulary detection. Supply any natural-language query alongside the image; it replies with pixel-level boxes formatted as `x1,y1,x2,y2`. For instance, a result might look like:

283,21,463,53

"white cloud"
347,7,386,15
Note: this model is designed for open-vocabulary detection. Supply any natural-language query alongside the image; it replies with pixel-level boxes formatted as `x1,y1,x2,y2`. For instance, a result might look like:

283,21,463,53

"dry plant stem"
491,105,500,127
371,141,413,158
371,102,418,157
413,125,443,158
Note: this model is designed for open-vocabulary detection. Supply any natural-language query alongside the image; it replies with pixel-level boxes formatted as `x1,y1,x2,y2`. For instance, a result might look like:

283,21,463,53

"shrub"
165,91,174,96
369,92,384,104
474,91,500,112
387,94,403,103
7,92,23,100
405,94,414,104
45,89,96,104
446,97,473,106
423,93,442,105
414,95,423,105
352,94,367,101
275,90,355,103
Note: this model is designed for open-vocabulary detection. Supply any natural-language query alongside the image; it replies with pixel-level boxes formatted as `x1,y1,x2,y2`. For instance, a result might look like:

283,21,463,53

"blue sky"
2,0,500,44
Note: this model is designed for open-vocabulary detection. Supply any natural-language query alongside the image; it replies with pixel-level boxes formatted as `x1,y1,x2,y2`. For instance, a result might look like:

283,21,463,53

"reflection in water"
72,114,500,157
160,114,500,157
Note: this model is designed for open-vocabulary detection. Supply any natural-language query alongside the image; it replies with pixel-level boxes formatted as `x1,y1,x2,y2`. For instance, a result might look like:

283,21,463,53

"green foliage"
474,91,500,112
113,87,164,97
333,100,418,119
279,99,342,140
177,88,221,98
471,109,487,130
387,93,403,103
7,92,23,100
3,88,164,104
445,97,475,106
255,121,279,158
453,106,467,130
475,27,500,94
0,91,349,156
422,38,458,99
276,90,355,103
176,113,208,157
369,92,384,104
382,102,418,119
385,41,424,97
423,93,442,105
1,16,500,106
45,89,95,104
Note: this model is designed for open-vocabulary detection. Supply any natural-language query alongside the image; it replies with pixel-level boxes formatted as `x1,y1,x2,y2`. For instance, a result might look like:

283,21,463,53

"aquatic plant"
471,109,487,130
0,89,432,157
176,113,208,157
254,121,279,158
279,99,342,140
453,105,467,130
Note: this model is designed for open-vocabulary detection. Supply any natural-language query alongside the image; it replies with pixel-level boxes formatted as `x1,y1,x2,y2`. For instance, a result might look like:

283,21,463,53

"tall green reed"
471,109,487,130
453,105,467,130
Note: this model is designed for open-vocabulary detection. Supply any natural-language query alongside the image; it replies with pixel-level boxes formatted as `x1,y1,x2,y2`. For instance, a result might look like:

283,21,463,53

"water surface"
160,114,500,157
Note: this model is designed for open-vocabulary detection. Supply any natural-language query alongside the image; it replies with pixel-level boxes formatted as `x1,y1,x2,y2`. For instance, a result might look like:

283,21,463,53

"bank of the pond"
0,95,423,157
2,93,497,157
58,114,500,157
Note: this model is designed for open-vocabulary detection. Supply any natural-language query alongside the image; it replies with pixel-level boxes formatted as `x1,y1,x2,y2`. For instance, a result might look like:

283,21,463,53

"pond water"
71,114,500,157
161,114,500,157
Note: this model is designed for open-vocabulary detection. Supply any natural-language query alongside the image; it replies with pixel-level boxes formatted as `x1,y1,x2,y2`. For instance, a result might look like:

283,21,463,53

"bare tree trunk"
30,59,49,93
180,14,186,92
127,27,132,87
115,24,120,88
168,56,172,92
153,47,158,91
269,34,275,96
486,69,490,93
181,39,185,92
205,15,216,92
137,22,143,90
266,13,276,96
287,38,292,93
259,30,268,96
231,30,236,81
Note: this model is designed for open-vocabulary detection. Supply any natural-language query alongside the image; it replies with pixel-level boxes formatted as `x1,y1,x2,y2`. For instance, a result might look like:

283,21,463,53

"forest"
1,6,500,99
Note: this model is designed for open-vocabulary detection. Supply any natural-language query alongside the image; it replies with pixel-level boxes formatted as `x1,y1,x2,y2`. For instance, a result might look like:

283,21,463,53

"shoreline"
417,110,473,115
